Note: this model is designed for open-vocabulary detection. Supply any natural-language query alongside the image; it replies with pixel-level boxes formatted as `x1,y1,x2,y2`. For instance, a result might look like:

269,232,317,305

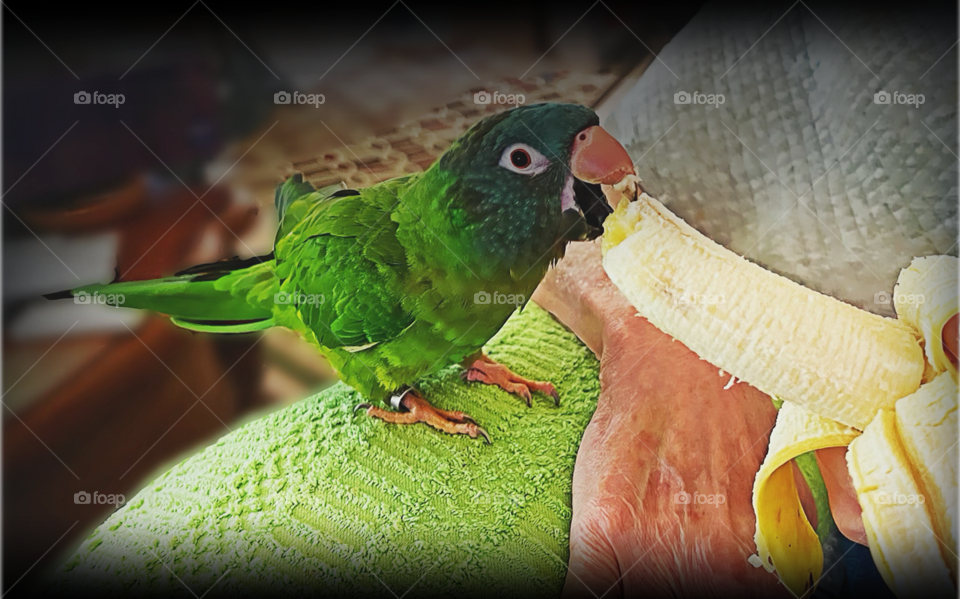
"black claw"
550,389,561,406
462,415,477,425
353,402,372,414
477,427,492,444
460,369,469,381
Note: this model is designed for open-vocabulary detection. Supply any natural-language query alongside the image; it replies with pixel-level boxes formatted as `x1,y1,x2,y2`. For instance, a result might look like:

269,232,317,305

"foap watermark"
474,290,525,305
675,292,725,306
874,90,924,108
674,90,725,108
674,490,726,507
875,491,924,507
74,91,125,108
74,491,125,506
874,291,925,306
274,290,325,306
473,90,525,106
274,91,325,107
75,291,125,306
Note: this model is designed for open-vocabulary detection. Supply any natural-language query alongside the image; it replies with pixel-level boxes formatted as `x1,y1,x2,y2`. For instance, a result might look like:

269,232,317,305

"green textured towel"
52,304,599,598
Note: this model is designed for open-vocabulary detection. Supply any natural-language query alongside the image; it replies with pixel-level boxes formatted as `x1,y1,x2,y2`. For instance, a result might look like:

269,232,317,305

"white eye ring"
499,143,551,175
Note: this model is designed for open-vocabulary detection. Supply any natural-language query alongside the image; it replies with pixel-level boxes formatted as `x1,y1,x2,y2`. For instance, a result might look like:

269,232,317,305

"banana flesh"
601,194,925,430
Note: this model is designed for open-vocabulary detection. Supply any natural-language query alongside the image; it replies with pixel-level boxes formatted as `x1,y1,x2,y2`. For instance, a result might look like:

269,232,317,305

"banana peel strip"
848,390,957,599
889,372,958,585
751,401,860,595
890,258,958,586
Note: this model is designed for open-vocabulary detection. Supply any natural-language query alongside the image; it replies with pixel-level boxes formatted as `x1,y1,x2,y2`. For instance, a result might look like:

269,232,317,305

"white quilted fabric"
605,1,957,316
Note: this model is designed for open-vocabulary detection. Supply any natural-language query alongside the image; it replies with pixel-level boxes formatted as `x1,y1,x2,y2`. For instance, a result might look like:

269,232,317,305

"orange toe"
463,356,560,406
357,391,490,443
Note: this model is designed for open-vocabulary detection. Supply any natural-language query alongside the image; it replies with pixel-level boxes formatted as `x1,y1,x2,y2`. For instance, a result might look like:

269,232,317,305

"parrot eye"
499,143,550,175
511,149,531,168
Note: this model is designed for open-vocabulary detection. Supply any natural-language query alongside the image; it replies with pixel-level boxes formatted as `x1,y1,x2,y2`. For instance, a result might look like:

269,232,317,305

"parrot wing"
274,174,360,243
273,179,418,350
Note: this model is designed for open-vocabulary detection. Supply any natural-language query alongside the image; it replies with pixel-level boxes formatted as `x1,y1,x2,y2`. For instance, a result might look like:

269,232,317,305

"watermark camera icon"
473,90,524,106
874,290,924,305
274,291,292,305
74,490,124,505
673,90,723,107
876,491,924,506
73,90,124,107
474,291,491,304
274,290,324,305
672,490,725,507
74,290,124,306
874,90,924,107
274,91,324,107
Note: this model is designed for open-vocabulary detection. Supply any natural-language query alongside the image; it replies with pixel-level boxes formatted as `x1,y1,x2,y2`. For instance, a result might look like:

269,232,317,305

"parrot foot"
461,355,560,407
355,390,490,443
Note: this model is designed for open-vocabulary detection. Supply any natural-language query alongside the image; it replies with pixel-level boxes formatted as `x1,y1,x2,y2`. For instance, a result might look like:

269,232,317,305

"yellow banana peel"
752,402,860,594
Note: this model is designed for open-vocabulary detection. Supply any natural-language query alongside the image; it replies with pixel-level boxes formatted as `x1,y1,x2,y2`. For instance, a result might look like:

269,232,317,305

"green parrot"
49,103,635,442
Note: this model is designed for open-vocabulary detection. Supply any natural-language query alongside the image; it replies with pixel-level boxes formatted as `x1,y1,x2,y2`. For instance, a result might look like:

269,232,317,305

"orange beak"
570,126,635,185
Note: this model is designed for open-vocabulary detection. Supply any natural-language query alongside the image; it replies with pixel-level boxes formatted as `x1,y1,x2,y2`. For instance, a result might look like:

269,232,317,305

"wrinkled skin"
533,241,790,599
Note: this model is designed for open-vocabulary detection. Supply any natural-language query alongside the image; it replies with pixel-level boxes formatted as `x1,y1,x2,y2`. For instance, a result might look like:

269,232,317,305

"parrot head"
436,103,633,254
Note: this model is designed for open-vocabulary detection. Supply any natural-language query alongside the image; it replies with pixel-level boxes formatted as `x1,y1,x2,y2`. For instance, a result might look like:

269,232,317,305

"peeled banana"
601,194,925,429
601,190,958,598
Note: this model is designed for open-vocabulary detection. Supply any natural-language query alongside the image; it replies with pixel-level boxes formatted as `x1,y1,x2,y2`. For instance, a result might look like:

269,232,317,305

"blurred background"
2,0,708,592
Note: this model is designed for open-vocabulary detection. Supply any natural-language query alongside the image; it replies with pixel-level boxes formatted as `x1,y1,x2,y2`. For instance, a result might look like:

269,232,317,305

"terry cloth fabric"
49,304,599,598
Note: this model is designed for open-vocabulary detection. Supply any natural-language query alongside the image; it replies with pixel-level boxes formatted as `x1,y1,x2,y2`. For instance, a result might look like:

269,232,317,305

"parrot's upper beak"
570,126,635,185
560,126,634,242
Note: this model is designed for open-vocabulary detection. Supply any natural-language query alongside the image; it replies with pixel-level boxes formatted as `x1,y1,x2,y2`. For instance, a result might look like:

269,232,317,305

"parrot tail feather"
169,317,275,334
174,253,274,280
46,255,279,333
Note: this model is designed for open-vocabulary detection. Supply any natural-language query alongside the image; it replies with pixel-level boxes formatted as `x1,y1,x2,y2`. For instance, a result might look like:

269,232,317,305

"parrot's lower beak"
559,176,613,242
570,126,635,185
